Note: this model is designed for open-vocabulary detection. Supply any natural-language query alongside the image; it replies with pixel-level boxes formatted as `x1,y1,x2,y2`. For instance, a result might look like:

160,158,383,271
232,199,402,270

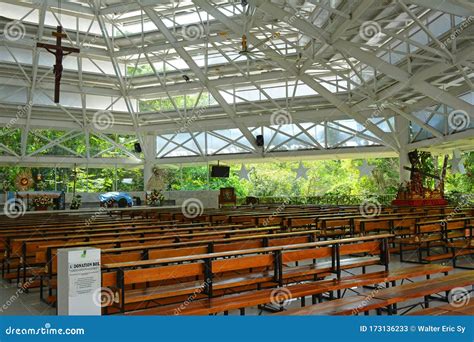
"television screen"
210,165,230,178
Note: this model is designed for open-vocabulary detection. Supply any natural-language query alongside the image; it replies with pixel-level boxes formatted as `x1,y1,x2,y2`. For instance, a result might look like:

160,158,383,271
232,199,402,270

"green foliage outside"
1,149,472,206
0,166,143,193
165,153,473,205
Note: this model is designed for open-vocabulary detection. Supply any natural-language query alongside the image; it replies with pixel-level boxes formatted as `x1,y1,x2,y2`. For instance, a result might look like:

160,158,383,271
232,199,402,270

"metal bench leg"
39,275,44,301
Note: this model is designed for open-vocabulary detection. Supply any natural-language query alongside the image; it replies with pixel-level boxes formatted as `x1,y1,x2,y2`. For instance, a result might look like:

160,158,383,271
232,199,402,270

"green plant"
70,195,82,210
148,189,165,206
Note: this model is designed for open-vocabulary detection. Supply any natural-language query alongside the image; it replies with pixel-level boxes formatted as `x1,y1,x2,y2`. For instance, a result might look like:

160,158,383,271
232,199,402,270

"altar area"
11,191,66,211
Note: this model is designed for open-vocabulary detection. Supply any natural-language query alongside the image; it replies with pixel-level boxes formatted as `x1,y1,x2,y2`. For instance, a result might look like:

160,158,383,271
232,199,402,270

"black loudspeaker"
256,135,264,147
134,142,142,153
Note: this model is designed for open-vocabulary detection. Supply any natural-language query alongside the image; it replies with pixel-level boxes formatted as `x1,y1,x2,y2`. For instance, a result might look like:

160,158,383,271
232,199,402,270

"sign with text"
57,248,101,316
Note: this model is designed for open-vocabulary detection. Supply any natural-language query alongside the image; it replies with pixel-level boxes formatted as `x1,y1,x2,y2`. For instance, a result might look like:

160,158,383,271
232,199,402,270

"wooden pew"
103,235,392,313
407,301,474,315
12,225,284,287
35,229,321,302
397,217,473,263
126,264,453,315
276,271,474,315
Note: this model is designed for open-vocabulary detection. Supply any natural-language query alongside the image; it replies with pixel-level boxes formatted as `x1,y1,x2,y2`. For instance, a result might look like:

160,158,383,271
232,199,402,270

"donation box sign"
57,247,101,316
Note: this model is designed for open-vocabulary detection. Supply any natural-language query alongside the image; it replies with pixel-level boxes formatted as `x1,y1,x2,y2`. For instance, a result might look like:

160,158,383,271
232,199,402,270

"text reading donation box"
57,247,101,316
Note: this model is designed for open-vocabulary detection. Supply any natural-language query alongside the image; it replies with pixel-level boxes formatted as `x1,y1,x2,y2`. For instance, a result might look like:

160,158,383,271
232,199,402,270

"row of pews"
0,203,473,315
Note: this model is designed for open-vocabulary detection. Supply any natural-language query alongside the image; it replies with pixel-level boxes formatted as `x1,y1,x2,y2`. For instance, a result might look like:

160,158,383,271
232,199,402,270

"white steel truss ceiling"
0,0,472,167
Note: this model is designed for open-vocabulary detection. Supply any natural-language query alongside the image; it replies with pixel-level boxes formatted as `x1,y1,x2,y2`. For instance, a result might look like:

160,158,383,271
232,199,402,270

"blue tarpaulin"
98,192,133,206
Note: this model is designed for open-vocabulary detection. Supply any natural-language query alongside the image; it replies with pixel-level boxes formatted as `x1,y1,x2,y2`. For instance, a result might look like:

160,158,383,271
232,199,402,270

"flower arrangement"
32,195,52,208
148,189,165,206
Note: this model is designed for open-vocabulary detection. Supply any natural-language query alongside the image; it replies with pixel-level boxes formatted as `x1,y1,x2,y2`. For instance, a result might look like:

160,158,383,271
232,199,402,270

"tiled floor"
1,252,472,316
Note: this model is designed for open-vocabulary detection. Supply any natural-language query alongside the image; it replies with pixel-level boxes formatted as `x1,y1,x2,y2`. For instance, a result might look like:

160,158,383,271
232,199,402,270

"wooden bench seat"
100,235,391,312
424,249,474,262
408,301,474,316
122,256,382,307
278,271,474,315
125,264,452,315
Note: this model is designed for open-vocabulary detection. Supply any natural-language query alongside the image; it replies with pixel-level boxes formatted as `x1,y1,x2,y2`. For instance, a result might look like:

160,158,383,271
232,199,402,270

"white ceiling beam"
254,1,472,117
195,0,399,151
21,1,47,157
403,0,473,16
333,40,473,114
94,3,147,158
143,6,260,151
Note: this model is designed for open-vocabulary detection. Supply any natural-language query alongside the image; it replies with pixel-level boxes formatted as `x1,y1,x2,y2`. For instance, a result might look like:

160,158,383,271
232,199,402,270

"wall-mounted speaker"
256,135,264,147
134,142,142,153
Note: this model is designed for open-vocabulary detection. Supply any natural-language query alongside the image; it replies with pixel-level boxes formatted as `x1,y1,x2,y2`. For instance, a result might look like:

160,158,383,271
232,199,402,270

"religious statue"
36,26,80,103
15,170,34,191
146,166,167,192
393,150,448,206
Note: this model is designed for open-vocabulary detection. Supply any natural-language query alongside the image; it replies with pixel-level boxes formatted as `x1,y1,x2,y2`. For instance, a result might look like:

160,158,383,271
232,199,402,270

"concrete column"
143,135,156,191
395,115,411,183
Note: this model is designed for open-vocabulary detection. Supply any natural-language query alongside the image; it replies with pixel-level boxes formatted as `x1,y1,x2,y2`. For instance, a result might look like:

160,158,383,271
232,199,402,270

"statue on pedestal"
393,150,448,206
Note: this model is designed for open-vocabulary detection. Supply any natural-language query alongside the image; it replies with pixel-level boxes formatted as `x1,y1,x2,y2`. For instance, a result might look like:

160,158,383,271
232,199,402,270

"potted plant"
70,195,82,210
32,195,52,211
2,180,10,192
148,189,165,206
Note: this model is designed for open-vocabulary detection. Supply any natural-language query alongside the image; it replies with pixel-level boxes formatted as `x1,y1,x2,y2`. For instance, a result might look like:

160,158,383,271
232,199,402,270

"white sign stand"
57,247,101,316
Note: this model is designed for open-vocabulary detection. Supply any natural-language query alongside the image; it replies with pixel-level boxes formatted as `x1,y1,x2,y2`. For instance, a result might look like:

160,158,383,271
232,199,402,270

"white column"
395,115,410,183
143,135,156,191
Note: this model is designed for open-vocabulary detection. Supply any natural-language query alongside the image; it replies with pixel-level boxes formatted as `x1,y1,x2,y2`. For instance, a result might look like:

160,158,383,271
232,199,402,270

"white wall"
163,190,219,209
1,190,220,209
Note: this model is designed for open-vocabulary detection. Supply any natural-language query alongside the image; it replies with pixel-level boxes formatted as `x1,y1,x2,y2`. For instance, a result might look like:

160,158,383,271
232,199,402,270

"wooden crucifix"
36,26,80,103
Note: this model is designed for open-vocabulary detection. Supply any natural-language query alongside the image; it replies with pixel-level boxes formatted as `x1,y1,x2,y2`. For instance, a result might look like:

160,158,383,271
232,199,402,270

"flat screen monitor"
210,165,230,178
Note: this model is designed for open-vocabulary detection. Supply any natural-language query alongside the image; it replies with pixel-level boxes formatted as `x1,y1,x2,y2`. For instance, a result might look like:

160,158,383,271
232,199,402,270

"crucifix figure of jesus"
36,26,80,103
